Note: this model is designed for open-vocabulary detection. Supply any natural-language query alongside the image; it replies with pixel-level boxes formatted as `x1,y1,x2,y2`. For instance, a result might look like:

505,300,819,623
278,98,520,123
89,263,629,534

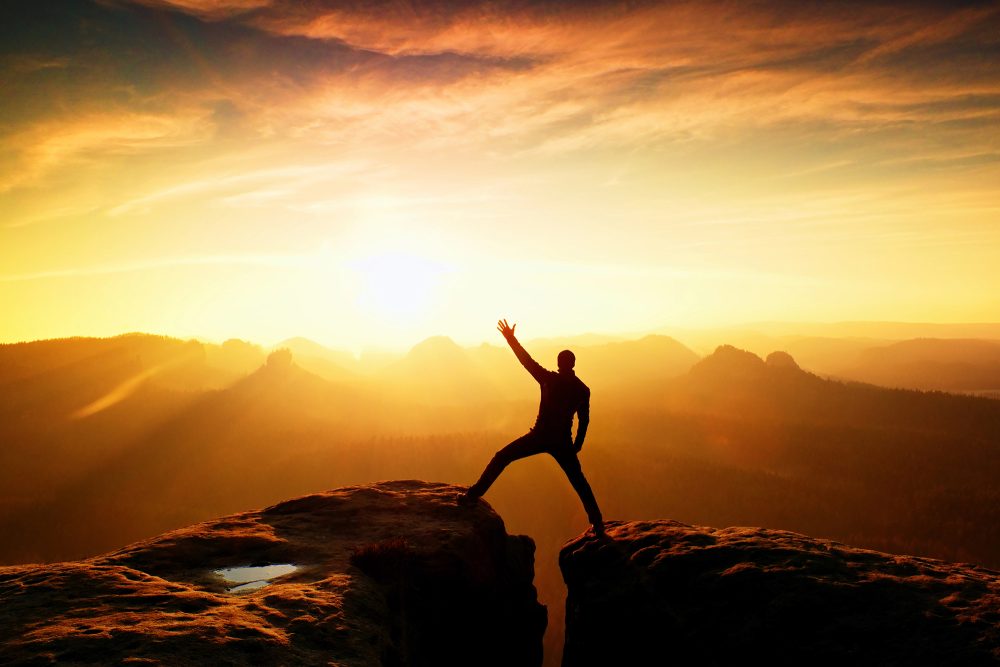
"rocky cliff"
0,480,545,666
561,520,1000,666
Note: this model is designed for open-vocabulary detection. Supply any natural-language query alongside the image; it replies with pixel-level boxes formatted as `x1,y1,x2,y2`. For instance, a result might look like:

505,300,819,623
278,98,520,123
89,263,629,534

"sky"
1,0,998,350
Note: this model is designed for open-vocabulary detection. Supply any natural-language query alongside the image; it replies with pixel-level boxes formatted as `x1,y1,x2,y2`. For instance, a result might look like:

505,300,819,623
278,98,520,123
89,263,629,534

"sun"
351,252,448,319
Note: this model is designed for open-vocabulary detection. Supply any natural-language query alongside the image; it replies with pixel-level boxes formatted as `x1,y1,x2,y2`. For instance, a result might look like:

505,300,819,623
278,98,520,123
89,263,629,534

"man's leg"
465,432,545,499
552,450,604,531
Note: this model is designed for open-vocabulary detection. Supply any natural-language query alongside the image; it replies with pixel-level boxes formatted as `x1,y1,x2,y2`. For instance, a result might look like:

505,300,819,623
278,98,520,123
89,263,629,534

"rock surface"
0,480,545,666
561,520,1000,666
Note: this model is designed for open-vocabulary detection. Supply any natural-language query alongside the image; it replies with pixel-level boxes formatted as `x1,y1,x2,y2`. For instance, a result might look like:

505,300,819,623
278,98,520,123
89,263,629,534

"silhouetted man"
460,319,604,536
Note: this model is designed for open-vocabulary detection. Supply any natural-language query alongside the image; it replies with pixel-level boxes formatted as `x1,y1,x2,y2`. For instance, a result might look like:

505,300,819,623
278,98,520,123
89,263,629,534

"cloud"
230,1,1000,159
104,162,358,215
1,0,997,199
105,0,273,20
0,253,305,283
0,110,216,193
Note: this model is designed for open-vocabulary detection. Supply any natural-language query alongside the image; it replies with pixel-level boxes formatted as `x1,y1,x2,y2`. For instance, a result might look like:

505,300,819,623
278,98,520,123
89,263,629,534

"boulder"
0,481,545,666
561,520,999,666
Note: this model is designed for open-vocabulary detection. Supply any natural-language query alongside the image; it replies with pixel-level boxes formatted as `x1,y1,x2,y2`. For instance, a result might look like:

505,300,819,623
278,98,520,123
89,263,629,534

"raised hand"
497,318,517,340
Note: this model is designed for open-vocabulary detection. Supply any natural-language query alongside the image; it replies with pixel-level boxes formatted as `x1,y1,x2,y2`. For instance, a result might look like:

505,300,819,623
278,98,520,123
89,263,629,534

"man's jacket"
506,335,590,444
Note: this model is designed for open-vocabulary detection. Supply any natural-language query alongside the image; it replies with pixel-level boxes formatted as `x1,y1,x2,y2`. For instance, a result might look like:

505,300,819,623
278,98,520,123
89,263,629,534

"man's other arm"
498,319,548,384
574,387,590,452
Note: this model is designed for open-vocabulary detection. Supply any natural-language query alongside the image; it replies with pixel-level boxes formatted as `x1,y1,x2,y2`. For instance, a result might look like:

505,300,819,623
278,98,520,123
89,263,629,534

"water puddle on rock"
215,564,298,593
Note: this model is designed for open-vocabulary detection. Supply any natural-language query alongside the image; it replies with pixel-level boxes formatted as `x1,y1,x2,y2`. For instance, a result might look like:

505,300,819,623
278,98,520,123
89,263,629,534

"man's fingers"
496,318,517,338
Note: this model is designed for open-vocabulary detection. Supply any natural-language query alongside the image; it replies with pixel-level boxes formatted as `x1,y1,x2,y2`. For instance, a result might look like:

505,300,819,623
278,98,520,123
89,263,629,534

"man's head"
557,349,575,372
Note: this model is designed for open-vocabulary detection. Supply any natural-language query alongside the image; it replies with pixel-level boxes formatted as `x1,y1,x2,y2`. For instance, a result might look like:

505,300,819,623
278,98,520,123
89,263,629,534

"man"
460,319,604,536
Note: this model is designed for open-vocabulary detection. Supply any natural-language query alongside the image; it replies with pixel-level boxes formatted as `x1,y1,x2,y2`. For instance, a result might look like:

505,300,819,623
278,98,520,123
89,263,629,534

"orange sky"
2,0,998,349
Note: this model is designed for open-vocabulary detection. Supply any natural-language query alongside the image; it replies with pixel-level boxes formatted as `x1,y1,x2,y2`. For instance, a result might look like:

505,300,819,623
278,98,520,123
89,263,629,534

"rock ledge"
561,520,999,666
0,480,545,666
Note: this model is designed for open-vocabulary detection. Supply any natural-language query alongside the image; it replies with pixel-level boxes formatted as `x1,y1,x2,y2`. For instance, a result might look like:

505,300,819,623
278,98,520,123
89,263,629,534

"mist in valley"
2,330,999,663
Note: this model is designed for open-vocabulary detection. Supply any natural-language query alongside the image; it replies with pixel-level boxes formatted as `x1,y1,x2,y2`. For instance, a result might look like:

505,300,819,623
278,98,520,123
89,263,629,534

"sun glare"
351,252,448,319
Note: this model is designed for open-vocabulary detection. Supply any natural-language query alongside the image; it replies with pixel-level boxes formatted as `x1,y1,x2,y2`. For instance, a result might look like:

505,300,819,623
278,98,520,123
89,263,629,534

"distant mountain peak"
765,351,800,370
266,348,294,368
687,345,811,387
704,344,765,367
273,337,333,354
406,335,463,359
412,334,459,347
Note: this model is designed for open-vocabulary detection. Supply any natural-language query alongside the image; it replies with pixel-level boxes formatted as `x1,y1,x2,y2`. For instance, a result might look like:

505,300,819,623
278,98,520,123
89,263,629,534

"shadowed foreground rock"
0,481,545,666
561,520,1000,667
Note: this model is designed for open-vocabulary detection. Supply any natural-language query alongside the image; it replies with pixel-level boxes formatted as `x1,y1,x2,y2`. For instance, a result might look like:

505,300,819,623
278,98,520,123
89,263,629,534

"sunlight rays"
1,0,998,346
351,252,451,319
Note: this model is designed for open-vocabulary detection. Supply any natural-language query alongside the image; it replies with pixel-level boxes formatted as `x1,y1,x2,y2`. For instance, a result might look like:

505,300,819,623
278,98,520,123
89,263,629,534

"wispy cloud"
120,0,272,20
4,0,997,192
250,1,1000,158
0,110,215,193
0,254,305,283
105,161,370,216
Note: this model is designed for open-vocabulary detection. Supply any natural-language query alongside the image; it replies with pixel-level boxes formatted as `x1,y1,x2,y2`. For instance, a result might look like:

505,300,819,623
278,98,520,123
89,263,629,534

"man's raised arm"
497,319,547,384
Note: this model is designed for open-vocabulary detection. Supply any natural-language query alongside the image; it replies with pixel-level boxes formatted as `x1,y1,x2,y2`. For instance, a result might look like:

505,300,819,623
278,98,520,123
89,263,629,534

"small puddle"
215,564,298,594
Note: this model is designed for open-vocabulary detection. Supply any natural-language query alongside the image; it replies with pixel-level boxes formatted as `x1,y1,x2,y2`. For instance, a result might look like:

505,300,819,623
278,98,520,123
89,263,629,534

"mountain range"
3,330,999,664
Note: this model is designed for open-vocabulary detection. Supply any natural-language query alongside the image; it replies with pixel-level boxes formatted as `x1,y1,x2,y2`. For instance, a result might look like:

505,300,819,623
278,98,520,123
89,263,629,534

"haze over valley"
4,325,999,662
